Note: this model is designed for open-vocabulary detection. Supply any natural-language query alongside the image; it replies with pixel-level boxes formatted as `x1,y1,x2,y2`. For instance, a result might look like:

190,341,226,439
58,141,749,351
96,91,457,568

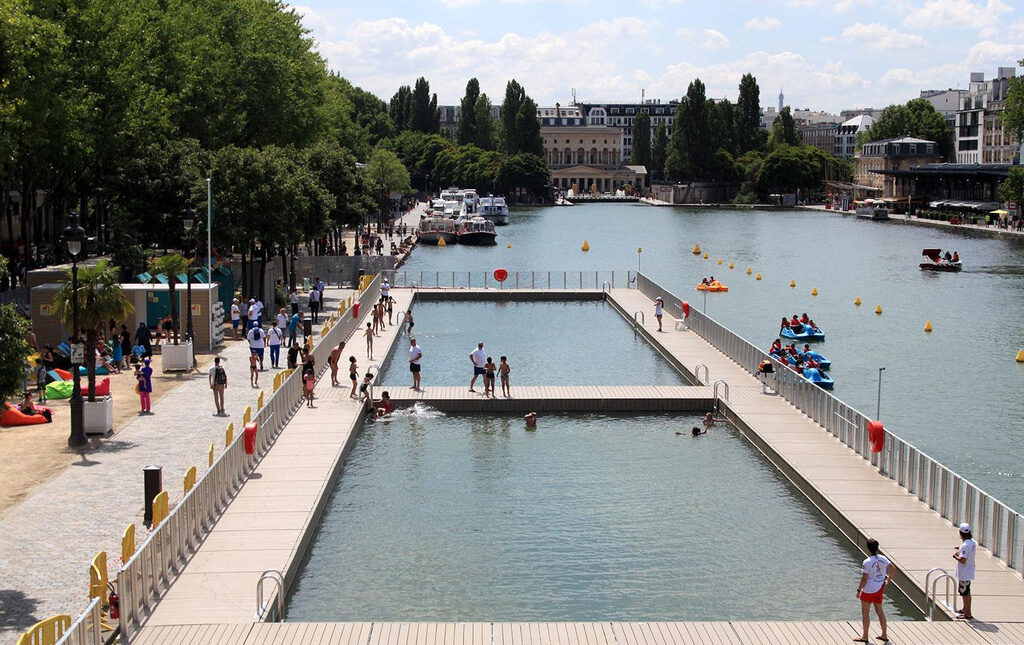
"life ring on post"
493,268,508,282
681,300,690,318
868,420,885,453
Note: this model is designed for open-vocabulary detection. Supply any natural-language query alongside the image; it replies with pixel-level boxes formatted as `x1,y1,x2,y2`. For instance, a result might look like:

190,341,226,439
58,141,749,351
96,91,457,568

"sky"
292,0,1023,113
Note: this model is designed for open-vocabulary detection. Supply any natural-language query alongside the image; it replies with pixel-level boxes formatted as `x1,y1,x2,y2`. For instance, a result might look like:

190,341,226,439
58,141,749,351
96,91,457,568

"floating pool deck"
126,285,1024,643
130,620,1024,645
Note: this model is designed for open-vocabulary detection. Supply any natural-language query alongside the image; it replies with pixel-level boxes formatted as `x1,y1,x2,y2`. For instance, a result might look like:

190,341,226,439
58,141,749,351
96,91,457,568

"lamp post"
63,212,87,448
180,202,196,347
876,367,886,419
637,246,642,273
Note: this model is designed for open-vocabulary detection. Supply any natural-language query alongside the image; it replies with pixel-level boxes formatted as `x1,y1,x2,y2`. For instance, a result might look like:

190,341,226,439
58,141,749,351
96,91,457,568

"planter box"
162,341,193,372
83,396,114,436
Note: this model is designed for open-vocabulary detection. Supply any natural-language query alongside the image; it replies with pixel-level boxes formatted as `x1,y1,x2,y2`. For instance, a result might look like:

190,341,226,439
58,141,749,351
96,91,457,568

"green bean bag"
46,380,74,400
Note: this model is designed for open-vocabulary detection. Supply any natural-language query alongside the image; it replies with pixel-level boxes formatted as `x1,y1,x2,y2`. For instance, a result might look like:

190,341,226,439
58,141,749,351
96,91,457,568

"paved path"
0,287,353,641
607,288,1024,621
131,620,1024,645
141,291,413,627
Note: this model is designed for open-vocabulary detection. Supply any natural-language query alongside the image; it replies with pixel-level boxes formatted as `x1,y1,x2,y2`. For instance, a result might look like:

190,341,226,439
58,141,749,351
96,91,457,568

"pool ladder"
694,363,709,385
924,567,958,620
713,380,729,413
255,569,285,622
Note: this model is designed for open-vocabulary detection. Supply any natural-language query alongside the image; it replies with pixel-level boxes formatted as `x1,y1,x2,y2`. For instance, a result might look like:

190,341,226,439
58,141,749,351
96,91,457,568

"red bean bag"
92,377,111,396
1,402,52,427
55,368,73,381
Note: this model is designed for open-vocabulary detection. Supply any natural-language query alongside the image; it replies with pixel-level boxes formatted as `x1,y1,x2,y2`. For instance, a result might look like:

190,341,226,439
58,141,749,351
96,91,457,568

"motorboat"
854,200,889,220
457,216,497,245
696,281,729,292
417,216,458,245
920,248,962,272
478,195,510,225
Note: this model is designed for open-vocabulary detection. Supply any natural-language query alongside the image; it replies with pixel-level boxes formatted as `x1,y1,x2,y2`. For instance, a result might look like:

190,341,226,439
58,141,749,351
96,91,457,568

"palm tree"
147,254,191,346
53,260,134,401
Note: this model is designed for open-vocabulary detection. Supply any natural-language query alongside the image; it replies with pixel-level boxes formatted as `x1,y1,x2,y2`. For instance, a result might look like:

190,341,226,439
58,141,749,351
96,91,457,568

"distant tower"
778,89,784,113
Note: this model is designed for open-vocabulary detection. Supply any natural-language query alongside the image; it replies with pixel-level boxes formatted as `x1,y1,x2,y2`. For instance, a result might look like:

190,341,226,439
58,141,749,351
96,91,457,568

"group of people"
768,339,825,373
363,282,399,360
779,313,821,335
469,341,511,397
936,249,960,263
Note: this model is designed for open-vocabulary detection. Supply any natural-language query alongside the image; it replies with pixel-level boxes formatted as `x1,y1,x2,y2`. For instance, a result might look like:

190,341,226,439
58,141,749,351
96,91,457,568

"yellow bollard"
1016,349,1024,362
339,301,347,315
692,244,701,255
437,237,447,247
729,262,735,269
811,287,818,296
789,280,796,287
756,273,762,280
209,442,215,466
226,422,234,445
855,296,862,306
875,304,883,315
924,320,933,332
581,240,590,252
746,267,752,275
183,466,196,494
122,524,136,563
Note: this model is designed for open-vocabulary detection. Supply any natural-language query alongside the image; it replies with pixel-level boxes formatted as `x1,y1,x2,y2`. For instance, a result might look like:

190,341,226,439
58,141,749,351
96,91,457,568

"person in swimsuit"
359,372,373,402
406,310,414,334
365,322,374,359
349,356,359,398
249,352,259,388
374,391,392,417
386,297,395,325
329,341,345,386
499,356,511,397
484,356,496,397
303,366,316,407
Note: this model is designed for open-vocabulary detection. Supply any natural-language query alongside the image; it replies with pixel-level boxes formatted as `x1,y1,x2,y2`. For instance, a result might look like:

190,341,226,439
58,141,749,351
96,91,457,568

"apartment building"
956,67,1018,164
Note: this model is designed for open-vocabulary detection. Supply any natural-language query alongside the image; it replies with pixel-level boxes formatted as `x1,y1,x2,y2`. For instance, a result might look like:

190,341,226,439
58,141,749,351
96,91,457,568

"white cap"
233,298,238,302
656,296,663,301
249,298,255,303
959,522,971,533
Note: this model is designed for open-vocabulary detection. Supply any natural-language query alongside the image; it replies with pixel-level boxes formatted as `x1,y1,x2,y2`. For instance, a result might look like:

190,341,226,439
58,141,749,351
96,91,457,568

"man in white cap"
230,298,241,340
654,296,664,332
381,278,390,301
953,522,977,619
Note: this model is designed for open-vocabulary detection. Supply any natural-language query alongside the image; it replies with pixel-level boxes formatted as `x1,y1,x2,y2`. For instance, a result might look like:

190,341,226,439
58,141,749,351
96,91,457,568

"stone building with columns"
539,107,645,192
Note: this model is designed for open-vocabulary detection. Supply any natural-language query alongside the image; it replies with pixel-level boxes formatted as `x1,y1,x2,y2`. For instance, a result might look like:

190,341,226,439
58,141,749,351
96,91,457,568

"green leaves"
859,99,954,159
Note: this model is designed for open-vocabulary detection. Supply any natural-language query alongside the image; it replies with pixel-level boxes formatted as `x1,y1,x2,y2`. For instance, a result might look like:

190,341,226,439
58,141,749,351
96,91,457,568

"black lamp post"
181,202,196,347
63,211,87,448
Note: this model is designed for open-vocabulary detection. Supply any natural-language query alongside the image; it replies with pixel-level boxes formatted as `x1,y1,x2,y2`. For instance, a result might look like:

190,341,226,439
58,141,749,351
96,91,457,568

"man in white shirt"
854,538,891,642
954,522,977,619
408,337,422,390
253,298,264,327
381,278,390,300
266,321,285,369
469,341,487,392
289,287,300,315
230,298,241,339
276,308,288,333
246,322,265,370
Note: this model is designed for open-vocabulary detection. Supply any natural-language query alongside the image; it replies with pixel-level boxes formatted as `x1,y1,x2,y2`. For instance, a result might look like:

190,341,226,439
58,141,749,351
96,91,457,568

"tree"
364,147,411,223
999,167,1024,207
651,123,668,181
147,255,191,347
515,96,544,157
474,93,496,150
631,111,652,169
710,99,738,156
390,85,413,131
768,106,802,148
500,80,526,154
0,257,31,404
53,260,133,400
457,79,481,145
736,73,762,153
859,99,954,159
666,79,713,181
1000,59,1024,155
411,77,438,133
496,153,549,200
756,145,839,197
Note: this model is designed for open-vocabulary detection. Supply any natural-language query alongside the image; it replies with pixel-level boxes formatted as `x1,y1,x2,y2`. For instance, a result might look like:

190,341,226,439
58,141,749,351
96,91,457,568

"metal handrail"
713,380,729,411
255,569,285,621
602,281,611,294
925,569,957,620
694,364,709,385
380,270,626,290
633,310,644,325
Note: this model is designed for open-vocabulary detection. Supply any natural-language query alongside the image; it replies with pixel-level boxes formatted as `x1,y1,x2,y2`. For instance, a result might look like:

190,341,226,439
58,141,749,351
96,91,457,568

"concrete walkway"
0,287,352,641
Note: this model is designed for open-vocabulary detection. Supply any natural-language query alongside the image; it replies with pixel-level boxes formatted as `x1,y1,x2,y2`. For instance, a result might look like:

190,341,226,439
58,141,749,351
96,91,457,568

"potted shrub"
54,259,134,434
148,254,193,371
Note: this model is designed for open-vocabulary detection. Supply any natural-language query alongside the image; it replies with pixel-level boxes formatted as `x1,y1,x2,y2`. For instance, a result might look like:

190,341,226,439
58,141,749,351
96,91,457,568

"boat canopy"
921,248,942,262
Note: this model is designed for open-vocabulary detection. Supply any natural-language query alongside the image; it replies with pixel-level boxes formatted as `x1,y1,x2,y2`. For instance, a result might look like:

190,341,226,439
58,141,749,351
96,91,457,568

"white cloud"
878,68,921,86
702,29,728,50
904,0,1012,31
966,40,1024,65
833,0,878,12
437,0,480,7
744,17,782,31
834,23,927,50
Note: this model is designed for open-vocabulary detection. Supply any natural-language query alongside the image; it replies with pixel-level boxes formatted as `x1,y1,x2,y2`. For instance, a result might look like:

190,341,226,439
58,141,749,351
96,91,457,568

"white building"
834,114,874,160
956,67,1019,164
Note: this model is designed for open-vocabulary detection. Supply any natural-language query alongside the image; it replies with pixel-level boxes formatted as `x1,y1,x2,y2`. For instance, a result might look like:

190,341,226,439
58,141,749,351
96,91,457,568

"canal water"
287,412,920,621
394,205,1024,510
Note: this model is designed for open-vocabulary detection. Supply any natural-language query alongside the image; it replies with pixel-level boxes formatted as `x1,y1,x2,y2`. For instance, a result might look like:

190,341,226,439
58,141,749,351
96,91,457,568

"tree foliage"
757,145,847,196
473,93,496,150
1001,59,1024,151
666,79,714,181
998,167,1024,206
768,106,802,149
631,112,652,168
651,123,668,181
500,80,526,154
736,73,763,154
859,99,954,159
457,78,481,146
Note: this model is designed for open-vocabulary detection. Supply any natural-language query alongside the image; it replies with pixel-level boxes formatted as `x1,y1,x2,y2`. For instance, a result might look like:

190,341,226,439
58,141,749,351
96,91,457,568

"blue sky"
292,0,1023,113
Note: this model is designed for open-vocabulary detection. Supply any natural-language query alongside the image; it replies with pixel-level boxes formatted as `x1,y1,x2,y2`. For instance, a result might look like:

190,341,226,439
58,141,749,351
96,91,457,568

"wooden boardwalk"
130,620,1024,645
605,289,1024,621
389,385,713,412
140,291,414,627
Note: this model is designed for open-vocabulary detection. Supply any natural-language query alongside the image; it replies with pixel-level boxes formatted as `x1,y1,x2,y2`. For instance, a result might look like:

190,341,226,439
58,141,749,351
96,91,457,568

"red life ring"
493,268,508,282
868,420,884,453
681,300,690,318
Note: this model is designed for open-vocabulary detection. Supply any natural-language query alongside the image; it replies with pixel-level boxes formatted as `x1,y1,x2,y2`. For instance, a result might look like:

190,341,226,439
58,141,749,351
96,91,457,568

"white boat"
854,200,889,220
417,216,458,245
478,195,510,225
457,216,497,245
439,187,479,217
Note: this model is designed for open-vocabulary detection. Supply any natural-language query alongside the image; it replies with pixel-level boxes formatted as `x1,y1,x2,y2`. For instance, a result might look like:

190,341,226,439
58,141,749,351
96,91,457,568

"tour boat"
854,200,889,220
417,216,458,245
457,216,497,245
478,195,510,225
919,248,962,272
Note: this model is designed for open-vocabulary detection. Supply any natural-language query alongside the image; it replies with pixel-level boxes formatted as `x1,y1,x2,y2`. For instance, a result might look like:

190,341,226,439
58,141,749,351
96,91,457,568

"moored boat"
478,195,510,225
854,200,889,220
417,216,458,245
457,216,497,245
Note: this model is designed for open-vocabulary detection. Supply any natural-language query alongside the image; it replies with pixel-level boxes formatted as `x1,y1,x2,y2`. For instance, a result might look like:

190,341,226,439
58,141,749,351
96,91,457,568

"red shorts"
860,589,884,604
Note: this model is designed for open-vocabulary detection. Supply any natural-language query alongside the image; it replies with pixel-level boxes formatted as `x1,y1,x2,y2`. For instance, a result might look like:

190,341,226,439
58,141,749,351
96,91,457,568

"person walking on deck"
309,286,321,324
329,341,345,386
854,538,891,642
499,356,511,397
209,356,227,415
469,342,487,392
954,523,977,620
409,338,422,390
365,322,374,359
654,296,664,332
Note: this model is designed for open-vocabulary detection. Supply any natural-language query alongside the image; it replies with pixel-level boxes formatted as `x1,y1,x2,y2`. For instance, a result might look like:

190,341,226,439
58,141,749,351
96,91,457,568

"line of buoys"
437,237,447,247
703,252,709,259
811,287,818,296
581,240,589,252
875,304,883,315
1016,349,1024,362
789,280,796,288
692,244,701,255
756,273,762,280
729,262,735,269
854,297,862,306
924,320,933,332
746,267,752,275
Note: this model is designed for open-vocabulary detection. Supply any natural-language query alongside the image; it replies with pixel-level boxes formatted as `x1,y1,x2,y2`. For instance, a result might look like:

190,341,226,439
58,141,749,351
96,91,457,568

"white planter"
83,396,114,436
162,341,194,372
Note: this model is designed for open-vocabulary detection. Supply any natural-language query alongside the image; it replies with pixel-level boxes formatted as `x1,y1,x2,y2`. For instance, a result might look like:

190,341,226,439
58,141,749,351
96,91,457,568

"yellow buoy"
581,240,589,252
875,304,883,315
924,320,933,332
756,273,762,280
692,244,701,255
717,258,722,265
811,287,818,296
729,262,735,269
1016,349,1024,362
746,267,752,275
437,237,447,247
507,243,511,249
789,280,796,288
703,252,708,259
854,296,862,306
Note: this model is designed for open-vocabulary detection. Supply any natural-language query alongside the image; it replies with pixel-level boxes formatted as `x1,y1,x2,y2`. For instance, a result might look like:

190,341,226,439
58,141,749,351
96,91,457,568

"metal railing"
255,569,285,621
381,269,628,290
693,364,709,385
115,277,383,643
53,598,102,645
924,567,957,620
635,272,1024,575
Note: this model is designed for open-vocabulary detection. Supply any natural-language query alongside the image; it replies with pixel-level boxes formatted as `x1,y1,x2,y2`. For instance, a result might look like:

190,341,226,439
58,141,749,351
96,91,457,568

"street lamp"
876,367,886,419
63,211,87,448
180,201,195,347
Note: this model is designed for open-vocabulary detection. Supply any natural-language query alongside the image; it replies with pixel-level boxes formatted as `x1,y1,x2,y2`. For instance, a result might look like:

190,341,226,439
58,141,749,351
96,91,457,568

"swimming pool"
378,301,687,387
286,411,920,621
